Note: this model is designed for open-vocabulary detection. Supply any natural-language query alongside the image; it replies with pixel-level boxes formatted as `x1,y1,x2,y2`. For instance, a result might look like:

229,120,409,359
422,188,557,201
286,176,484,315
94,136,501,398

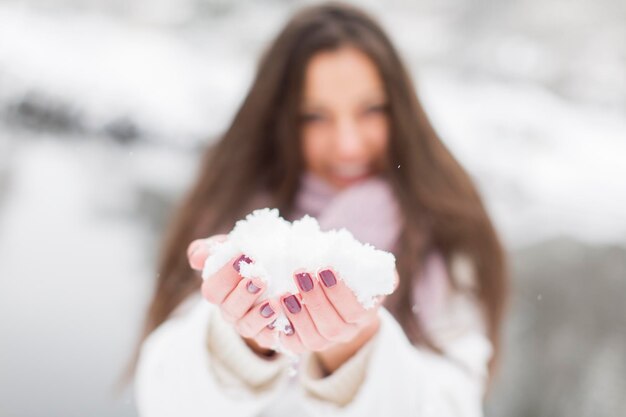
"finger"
201,253,251,305
254,326,279,351
187,235,228,270
293,271,356,342
393,269,400,291
220,277,266,323
278,322,306,355
234,300,280,339
315,268,370,324
280,293,328,351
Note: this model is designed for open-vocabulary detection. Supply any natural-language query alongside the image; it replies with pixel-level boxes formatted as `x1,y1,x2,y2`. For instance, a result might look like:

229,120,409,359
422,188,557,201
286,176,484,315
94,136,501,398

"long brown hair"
126,1,508,384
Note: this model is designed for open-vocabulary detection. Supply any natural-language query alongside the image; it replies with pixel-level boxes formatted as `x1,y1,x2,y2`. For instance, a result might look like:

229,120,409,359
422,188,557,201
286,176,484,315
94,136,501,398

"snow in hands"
201,208,396,333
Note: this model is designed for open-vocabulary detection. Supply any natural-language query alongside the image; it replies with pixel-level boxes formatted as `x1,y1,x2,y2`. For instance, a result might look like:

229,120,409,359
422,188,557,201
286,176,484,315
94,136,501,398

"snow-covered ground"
421,70,626,246
0,136,147,416
0,1,623,416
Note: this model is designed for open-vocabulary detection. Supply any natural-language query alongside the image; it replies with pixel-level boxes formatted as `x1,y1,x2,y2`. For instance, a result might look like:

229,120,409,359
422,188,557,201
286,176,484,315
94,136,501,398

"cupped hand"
277,268,383,355
188,237,394,359
187,236,280,355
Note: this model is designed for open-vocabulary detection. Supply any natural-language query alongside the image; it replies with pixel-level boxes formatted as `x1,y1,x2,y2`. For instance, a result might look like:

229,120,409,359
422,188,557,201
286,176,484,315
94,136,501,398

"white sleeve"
134,295,291,417
298,307,489,417
298,337,375,406
422,252,493,388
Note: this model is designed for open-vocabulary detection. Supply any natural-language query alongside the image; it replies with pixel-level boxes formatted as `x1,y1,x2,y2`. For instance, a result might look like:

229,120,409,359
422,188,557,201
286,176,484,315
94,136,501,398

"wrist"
317,313,380,375
243,336,278,359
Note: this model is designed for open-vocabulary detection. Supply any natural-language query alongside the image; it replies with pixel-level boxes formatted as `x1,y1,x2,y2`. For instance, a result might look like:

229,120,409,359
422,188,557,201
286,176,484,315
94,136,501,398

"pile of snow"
202,208,396,332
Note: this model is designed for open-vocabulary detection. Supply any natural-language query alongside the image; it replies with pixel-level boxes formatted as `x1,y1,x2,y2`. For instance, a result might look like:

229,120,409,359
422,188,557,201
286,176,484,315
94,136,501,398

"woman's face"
300,47,389,190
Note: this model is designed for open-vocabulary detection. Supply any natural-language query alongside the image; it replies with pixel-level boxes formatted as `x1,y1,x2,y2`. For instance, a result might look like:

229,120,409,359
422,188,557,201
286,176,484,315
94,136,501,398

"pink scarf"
290,172,450,325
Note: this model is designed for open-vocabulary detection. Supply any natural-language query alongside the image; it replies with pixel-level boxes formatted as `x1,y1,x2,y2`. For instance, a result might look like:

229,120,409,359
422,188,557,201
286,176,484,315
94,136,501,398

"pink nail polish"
283,295,301,314
246,281,261,294
260,303,274,318
284,323,294,335
296,272,314,292
267,320,276,330
233,255,252,272
319,269,337,287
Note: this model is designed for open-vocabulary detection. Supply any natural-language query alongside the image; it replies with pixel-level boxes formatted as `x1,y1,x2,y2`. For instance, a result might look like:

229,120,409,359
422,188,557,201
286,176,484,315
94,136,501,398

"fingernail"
283,295,301,314
246,280,261,294
233,255,252,272
284,323,294,336
260,303,274,318
267,320,276,330
319,269,337,287
295,272,314,292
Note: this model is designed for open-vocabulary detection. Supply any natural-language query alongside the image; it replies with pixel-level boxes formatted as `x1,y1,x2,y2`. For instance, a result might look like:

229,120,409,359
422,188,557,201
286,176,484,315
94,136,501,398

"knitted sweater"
134,173,492,416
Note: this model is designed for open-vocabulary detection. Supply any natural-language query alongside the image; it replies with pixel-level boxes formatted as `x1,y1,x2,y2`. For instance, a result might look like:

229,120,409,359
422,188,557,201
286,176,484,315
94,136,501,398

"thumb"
187,234,228,271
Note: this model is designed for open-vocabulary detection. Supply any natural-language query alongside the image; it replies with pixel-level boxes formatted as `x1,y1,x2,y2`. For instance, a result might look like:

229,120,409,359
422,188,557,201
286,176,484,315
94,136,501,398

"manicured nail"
246,280,261,294
284,323,294,335
319,269,337,287
283,295,301,314
260,303,274,318
295,272,314,292
233,255,252,272
267,320,276,330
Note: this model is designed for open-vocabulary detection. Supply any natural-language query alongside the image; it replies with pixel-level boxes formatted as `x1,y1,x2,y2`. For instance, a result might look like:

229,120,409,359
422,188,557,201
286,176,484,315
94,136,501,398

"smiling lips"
331,164,371,181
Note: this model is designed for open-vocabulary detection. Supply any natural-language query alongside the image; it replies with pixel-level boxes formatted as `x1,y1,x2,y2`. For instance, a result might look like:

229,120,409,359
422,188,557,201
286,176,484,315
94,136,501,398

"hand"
187,236,280,356
277,268,384,363
188,236,396,366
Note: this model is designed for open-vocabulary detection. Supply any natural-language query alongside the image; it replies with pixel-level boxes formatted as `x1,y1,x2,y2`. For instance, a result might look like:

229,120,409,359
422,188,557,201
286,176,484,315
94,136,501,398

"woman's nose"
334,119,365,159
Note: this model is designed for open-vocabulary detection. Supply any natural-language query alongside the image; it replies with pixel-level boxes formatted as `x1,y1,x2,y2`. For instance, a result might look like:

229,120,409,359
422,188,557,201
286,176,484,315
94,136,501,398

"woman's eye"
364,104,387,115
301,113,325,123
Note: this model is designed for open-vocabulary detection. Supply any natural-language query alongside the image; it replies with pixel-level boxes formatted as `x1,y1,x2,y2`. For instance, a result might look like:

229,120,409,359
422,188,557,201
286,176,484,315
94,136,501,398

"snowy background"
0,0,624,416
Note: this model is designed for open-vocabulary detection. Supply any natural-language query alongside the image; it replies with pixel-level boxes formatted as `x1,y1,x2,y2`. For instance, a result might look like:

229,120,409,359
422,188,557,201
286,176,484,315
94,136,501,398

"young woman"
132,2,508,416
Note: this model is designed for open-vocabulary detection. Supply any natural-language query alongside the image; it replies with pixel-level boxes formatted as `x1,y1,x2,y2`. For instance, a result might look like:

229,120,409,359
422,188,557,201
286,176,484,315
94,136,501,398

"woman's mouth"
330,164,372,185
